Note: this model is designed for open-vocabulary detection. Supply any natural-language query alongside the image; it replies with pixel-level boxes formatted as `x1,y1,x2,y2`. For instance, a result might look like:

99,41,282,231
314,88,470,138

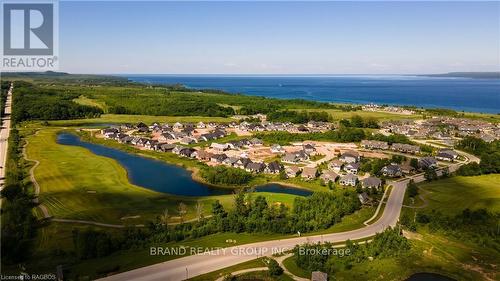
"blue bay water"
126,75,500,114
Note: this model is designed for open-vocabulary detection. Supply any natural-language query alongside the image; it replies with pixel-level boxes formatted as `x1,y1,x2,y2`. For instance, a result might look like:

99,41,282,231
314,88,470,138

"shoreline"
74,129,315,194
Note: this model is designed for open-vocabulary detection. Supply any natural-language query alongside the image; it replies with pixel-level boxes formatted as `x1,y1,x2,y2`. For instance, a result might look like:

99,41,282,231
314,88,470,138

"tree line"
11,81,103,123
456,136,500,176
255,126,366,145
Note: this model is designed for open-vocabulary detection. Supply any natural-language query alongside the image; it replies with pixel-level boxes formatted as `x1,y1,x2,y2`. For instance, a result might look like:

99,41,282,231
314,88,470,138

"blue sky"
59,1,500,74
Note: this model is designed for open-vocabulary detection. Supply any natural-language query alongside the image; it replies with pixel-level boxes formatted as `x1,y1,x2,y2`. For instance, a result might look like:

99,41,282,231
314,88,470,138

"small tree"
177,202,187,223
195,201,204,221
267,259,284,276
424,168,438,181
160,208,169,225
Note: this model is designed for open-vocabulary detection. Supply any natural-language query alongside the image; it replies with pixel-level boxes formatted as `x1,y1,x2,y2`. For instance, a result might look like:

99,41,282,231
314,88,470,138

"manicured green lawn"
417,174,500,215
26,128,299,224
282,256,310,278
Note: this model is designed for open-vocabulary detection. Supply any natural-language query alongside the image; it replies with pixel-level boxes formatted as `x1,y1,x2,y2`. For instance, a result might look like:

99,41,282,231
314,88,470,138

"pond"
406,273,456,281
57,133,312,197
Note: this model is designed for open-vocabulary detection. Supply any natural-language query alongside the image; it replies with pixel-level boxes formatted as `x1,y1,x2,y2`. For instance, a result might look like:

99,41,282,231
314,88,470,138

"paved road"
99,144,476,281
0,83,13,193
99,179,408,281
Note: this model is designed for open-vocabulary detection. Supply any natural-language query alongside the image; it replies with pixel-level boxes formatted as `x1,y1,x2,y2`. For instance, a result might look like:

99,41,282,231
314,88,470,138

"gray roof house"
419,157,438,169
320,170,338,183
344,162,360,174
245,162,266,173
361,176,382,189
436,149,458,161
381,164,403,177
265,161,282,174
339,174,358,186
340,150,360,163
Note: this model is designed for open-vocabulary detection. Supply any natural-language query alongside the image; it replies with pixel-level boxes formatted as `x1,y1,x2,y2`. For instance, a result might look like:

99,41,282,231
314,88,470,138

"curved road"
99,180,407,281
99,145,477,281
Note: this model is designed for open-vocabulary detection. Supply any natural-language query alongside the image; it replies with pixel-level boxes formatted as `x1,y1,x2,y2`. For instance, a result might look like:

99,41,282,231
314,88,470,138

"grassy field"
72,95,108,112
417,174,500,215
26,128,299,224
299,108,423,121
47,114,233,126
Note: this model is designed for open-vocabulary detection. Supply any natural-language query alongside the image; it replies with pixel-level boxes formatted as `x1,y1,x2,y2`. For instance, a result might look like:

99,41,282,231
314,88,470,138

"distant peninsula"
420,72,500,79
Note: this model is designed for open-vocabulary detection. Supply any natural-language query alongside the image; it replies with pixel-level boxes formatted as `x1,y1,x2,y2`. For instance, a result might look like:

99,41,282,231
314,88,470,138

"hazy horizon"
58,1,500,74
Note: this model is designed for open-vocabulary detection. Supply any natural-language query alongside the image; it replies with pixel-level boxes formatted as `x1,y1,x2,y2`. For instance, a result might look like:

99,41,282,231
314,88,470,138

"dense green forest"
11,81,103,123
456,136,500,175
1,80,9,116
255,126,366,145
0,127,37,264
200,166,254,186
267,110,331,123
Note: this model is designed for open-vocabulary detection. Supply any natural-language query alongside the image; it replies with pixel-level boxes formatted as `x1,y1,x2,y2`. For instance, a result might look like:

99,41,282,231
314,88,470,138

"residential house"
180,137,195,145
436,149,458,162
157,143,176,152
340,150,360,163
246,162,266,173
400,163,415,174
249,138,263,146
234,158,252,169
265,161,283,174
282,153,299,164
361,177,382,189
285,166,301,178
179,148,196,158
328,160,343,172
419,157,438,169
381,164,403,177
211,143,230,152
344,162,360,174
301,167,318,180
360,140,389,150
223,157,239,167
173,122,184,130
101,128,119,137
391,143,420,154
320,170,338,184
196,121,206,129
270,144,286,154
210,154,228,164
193,150,213,161
303,143,316,155
296,150,310,161
339,174,358,186
172,145,185,155
358,192,371,204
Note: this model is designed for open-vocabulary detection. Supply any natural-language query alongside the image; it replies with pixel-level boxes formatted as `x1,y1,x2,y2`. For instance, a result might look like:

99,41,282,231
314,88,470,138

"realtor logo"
2,0,58,70
3,3,53,55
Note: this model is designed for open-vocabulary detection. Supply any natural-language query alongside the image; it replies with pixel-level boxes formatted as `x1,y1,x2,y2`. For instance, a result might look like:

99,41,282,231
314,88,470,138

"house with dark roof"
419,157,438,169
436,149,458,162
282,153,299,164
381,164,403,177
340,150,360,163
344,162,360,174
234,158,252,169
246,162,266,173
358,192,371,204
265,161,282,174
210,154,228,163
361,176,382,189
